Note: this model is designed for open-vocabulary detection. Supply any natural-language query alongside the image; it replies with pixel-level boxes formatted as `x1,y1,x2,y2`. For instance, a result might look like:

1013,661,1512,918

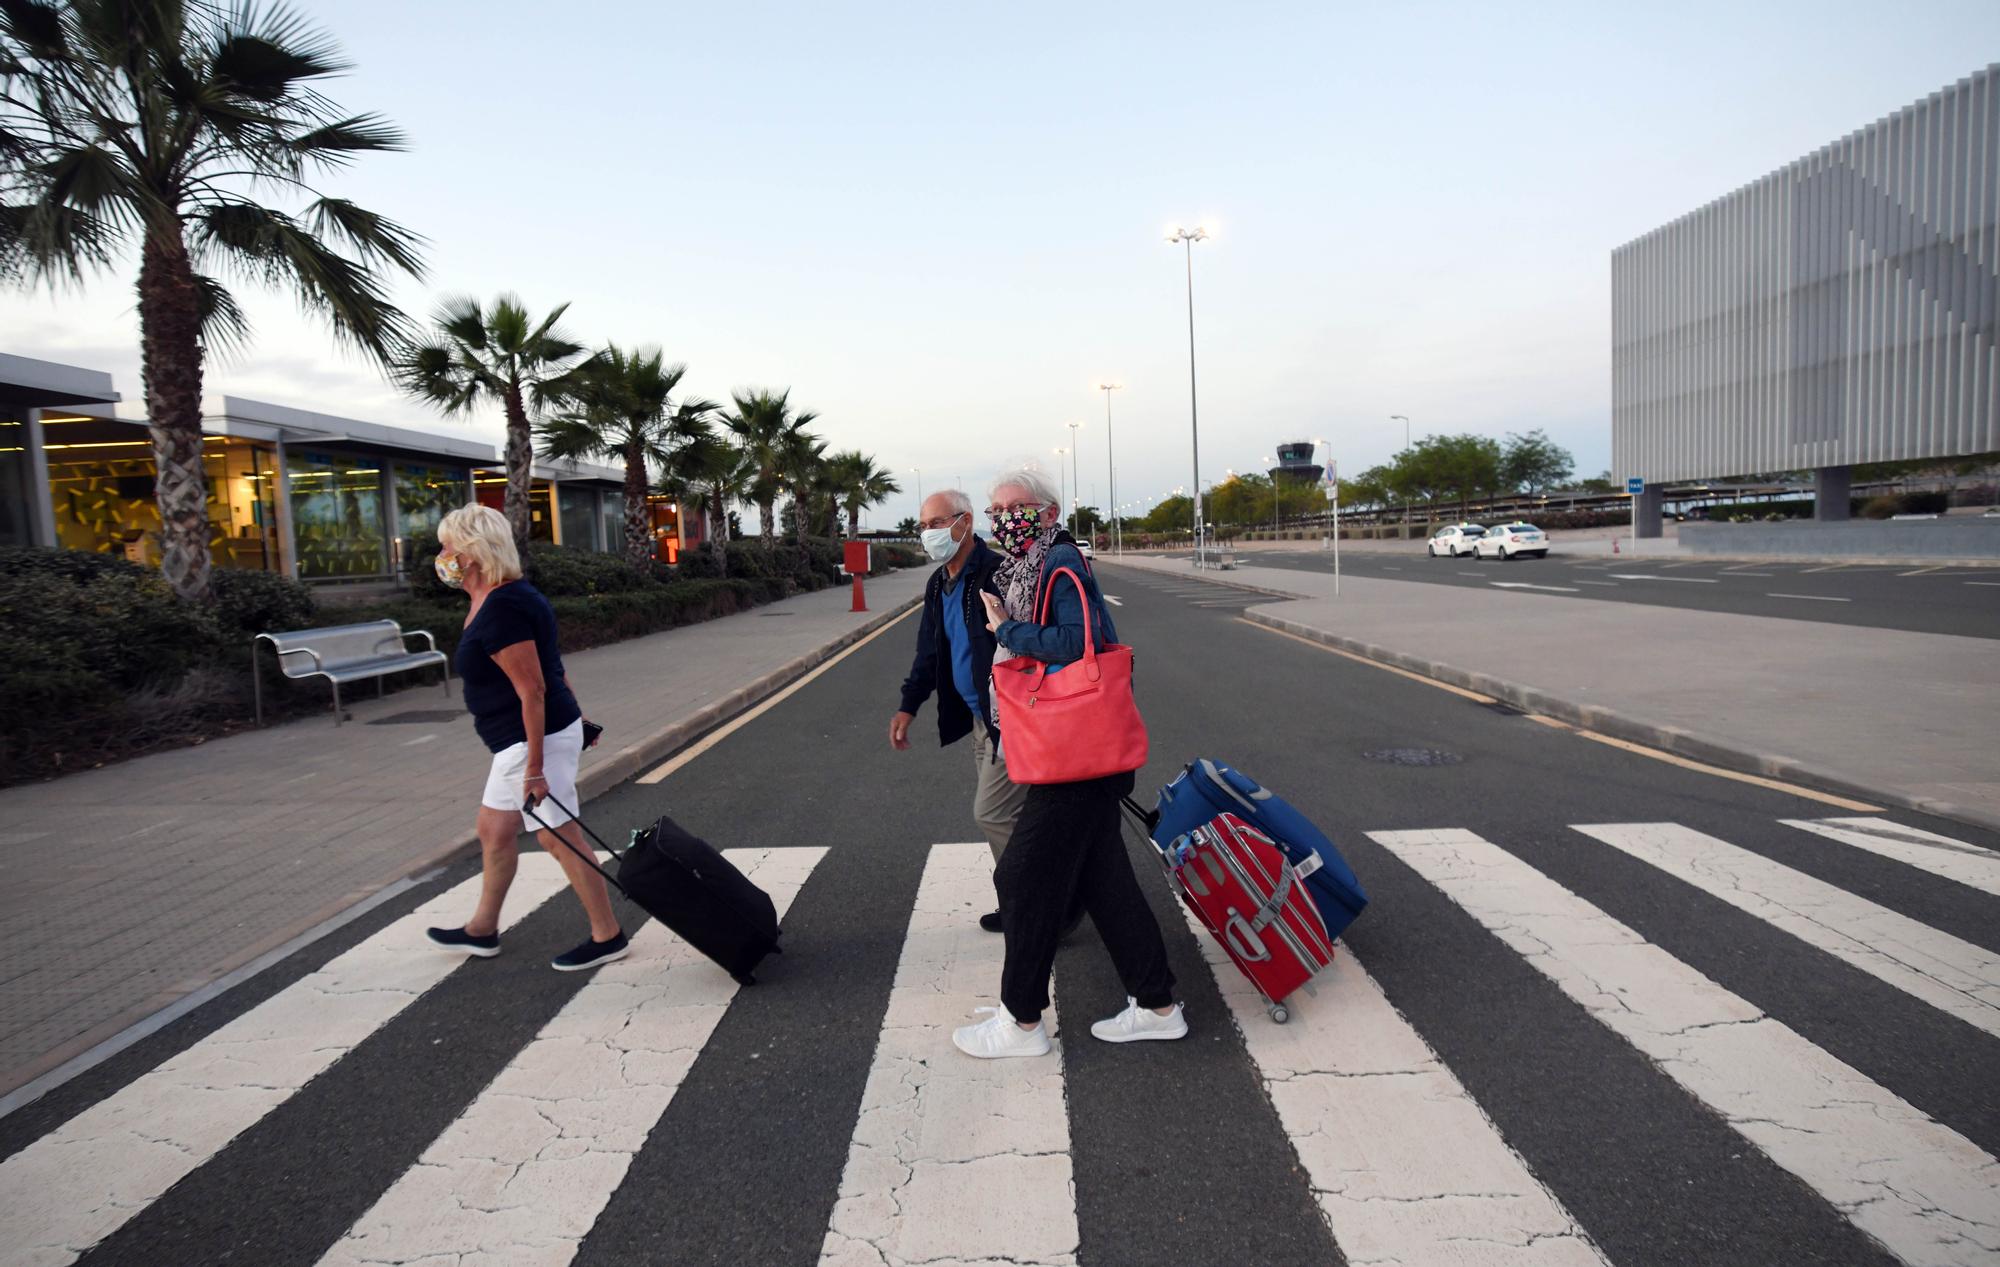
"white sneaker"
1091,997,1189,1043
951,1006,1052,1059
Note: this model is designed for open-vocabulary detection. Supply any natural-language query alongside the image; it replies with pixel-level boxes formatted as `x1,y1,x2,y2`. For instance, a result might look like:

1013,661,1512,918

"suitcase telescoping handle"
522,793,632,899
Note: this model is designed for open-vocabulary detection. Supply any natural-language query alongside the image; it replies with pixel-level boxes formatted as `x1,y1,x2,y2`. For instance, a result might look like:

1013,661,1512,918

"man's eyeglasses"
919,511,968,531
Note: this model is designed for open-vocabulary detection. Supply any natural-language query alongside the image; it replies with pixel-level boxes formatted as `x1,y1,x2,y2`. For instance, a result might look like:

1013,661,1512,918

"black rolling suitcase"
527,795,782,984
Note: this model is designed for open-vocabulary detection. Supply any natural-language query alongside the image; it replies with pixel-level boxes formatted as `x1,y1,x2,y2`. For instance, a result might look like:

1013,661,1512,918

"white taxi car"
1473,521,1549,560
1427,524,1486,557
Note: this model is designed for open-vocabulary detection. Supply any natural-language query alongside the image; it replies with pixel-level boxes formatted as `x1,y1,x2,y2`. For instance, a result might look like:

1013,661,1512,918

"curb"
1241,610,2000,836
1103,561,2000,836
0,585,925,1113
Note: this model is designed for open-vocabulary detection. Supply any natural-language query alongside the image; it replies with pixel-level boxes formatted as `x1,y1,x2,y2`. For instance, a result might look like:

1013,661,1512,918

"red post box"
843,541,871,612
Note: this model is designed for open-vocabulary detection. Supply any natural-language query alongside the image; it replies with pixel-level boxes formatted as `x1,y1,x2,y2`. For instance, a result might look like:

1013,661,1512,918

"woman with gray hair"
952,465,1187,1058
423,504,628,972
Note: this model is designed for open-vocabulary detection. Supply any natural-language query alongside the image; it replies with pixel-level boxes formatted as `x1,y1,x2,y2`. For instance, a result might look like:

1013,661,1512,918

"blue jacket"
898,536,1002,748
994,541,1120,666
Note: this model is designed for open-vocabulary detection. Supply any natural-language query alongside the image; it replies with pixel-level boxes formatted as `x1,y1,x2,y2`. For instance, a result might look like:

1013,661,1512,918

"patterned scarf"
989,521,1065,666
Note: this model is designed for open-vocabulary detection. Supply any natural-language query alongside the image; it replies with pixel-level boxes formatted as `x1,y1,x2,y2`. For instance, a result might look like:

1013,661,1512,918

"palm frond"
306,197,424,274
287,113,406,166
191,269,252,356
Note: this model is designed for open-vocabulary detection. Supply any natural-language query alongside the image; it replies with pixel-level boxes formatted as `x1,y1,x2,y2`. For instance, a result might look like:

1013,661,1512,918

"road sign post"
1626,477,1644,553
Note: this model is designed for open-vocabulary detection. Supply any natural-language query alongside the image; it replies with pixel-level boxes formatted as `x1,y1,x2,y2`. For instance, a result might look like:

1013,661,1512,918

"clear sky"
6,1,1996,526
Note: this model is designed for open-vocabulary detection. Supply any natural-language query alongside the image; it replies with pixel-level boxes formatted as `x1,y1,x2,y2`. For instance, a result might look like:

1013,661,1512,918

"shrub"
524,542,651,597
0,544,151,583
209,568,317,641
678,543,726,579
1860,495,1902,520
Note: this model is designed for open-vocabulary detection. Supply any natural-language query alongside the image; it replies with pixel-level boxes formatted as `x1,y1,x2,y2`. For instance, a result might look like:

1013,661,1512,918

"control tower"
1268,441,1323,485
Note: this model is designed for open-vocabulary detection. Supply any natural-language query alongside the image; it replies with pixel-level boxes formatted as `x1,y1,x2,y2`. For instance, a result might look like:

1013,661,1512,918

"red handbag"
991,566,1149,784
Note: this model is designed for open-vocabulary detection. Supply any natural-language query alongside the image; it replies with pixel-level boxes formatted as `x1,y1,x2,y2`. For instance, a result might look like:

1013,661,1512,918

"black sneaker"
427,926,500,958
979,910,1004,933
551,931,630,972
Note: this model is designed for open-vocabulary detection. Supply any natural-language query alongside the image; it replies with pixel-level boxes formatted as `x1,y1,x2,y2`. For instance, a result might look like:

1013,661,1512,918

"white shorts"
481,718,585,830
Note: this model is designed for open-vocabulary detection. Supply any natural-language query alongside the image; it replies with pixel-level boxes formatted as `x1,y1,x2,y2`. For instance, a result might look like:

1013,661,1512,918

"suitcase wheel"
1268,1003,1290,1025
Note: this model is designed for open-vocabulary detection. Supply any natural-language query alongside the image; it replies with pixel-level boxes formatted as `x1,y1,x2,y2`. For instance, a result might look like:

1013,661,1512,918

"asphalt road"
1160,546,2000,639
4,576,1997,1266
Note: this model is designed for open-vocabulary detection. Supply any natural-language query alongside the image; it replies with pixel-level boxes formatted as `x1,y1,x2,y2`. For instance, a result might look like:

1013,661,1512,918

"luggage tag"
1292,851,1324,881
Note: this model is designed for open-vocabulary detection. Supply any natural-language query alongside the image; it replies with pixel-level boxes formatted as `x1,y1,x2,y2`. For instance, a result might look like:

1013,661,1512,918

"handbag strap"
1031,565,1102,683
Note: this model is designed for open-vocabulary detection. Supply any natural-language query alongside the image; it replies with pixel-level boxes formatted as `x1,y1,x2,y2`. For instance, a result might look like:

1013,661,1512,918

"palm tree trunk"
847,506,860,537
137,224,212,602
502,382,534,555
759,499,775,543
623,444,651,573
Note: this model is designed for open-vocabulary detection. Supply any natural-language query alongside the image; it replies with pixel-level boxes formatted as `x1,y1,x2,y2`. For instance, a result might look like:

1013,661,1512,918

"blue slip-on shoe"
551,931,630,972
426,926,500,958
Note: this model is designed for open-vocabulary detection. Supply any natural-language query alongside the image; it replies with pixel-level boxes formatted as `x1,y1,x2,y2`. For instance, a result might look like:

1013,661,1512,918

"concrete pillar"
1634,485,1665,539
24,407,58,548
1815,465,1852,521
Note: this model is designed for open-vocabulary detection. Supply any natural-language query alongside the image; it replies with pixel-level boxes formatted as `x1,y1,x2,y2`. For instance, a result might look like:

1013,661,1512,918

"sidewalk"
1102,555,2000,831
0,568,928,1103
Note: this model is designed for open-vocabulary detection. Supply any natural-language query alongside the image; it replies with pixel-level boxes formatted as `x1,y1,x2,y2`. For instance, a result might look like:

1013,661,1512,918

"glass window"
288,449,386,578
559,486,601,552
394,462,467,564
0,413,36,547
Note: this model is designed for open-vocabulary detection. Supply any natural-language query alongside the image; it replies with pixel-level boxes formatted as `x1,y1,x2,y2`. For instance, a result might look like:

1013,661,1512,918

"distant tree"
1071,505,1105,537
894,515,919,536
401,296,587,555
1141,495,1194,535
1501,429,1575,496
537,347,713,572
724,388,818,543
1,0,425,599
1580,469,1617,494
827,450,900,537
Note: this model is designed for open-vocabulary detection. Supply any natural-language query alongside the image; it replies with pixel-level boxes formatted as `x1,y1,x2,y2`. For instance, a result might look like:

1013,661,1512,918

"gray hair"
925,488,974,517
987,464,1061,512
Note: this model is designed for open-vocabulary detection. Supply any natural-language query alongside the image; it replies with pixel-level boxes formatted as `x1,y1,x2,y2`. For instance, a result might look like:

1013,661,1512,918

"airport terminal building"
1612,64,1998,536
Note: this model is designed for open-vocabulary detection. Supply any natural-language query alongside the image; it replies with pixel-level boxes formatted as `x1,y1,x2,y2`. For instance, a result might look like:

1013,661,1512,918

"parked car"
1079,540,1095,559
1473,522,1549,560
1427,524,1486,557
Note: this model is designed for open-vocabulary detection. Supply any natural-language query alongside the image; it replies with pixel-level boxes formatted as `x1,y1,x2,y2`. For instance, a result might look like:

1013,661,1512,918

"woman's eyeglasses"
986,503,1045,517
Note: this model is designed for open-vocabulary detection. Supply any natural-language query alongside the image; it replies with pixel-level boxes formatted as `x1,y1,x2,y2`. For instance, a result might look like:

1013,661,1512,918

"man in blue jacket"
890,489,1021,931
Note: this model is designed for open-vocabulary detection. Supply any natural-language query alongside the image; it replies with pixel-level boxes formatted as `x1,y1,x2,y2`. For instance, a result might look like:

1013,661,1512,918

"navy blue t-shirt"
455,581,582,753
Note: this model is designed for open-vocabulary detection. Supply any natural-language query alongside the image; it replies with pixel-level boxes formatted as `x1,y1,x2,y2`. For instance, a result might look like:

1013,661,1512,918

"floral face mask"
988,505,1044,558
433,550,466,589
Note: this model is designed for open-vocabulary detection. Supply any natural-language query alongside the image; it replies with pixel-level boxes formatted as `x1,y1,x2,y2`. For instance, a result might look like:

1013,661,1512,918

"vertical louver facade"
1612,64,1999,483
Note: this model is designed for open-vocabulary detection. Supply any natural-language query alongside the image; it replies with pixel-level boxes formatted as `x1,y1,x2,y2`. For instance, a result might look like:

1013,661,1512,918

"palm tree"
0,0,424,600
536,346,714,573
677,433,749,551
397,295,585,554
723,388,817,544
780,428,830,544
826,450,901,537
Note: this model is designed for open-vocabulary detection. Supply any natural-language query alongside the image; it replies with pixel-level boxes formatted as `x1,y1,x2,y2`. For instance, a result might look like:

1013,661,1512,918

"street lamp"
1067,420,1082,539
1263,456,1279,537
909,467,922,516
1390,414,1410,452
1053,447,1068,528
1098,383,1122,553
1168,223,1211,566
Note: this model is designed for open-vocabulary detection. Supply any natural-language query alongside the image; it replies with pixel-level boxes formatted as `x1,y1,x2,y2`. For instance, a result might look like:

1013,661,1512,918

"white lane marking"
1765,592,1852,602
1368,828,2000,1266
1456,570,1484,576
1575,580,1620,587
1489,582,1581,593
1381,566,1403,571
639,606,917,783
322,848,826,1267
1804,564,1853,573
400,733,439,747
0,854,577,1267
1181,907,1607,1265
1900,566,1945,577
1783,818,2000,898
1607,574,1717,583
1104,594,1123,605
1722,570,1775,576
1967,581,2000,588
1573,823,2000,1038
820,844,1075,1267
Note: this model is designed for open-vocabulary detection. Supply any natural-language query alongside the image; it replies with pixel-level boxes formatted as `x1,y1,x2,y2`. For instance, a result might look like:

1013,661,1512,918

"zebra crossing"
1,811,1996,1266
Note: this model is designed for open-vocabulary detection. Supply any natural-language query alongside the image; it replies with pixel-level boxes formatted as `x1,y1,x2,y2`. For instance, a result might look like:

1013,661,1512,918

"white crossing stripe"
1181,907,1606,1265
820,843,1076,1267
1783,818,2000,898
0,854,577,1267
1573,823,2000,1038
321,848,826,1267
1606,573,1717,583
1369,828,2000,1267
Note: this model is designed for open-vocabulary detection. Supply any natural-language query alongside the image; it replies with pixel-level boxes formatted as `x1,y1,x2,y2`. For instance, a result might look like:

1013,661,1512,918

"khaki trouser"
970,729,1028,862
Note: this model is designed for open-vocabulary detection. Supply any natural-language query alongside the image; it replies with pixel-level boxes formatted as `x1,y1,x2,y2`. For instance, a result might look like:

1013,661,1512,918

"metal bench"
1194,549,1239,570
253,620,450,726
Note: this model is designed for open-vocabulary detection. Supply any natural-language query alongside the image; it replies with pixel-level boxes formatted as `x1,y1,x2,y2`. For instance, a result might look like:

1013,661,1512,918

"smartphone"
582,720,604,749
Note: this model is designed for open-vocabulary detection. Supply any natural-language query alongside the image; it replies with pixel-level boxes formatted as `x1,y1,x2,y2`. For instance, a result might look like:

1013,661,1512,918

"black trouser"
995,771,1176,1024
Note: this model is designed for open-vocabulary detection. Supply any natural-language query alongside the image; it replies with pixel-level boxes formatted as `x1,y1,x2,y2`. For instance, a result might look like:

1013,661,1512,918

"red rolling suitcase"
1143,807,1337,1023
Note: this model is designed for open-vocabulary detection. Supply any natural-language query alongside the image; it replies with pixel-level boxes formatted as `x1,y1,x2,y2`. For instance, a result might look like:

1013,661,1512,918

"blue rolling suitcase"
1153,759,1369,940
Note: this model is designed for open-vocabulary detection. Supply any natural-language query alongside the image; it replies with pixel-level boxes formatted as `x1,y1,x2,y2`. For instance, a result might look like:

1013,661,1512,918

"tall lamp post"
1066,421,1082,538
1053,448,1068,528
1263,456,1280,538
1168,224,1210,567
1388,415,1411,532
909,467,922,518
1318,438,1339,595
1098,382,1122,553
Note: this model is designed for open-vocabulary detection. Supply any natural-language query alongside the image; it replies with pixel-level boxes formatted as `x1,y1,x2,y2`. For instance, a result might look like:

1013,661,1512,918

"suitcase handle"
1224,911,1271,963
523,792,631,898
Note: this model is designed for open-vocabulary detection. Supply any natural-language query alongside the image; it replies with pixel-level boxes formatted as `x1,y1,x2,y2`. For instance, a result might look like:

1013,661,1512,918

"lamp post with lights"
1168,224,1210,566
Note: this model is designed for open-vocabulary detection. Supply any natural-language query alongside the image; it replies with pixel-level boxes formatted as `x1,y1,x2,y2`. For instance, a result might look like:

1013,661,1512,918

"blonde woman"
424,504,627,971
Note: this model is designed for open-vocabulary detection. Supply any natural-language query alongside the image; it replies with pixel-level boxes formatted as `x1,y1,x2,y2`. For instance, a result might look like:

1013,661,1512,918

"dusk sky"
5,2,1996,526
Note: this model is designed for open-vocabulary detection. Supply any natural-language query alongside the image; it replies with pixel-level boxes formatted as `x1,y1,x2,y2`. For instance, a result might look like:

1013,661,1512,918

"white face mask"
920,514,966,562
